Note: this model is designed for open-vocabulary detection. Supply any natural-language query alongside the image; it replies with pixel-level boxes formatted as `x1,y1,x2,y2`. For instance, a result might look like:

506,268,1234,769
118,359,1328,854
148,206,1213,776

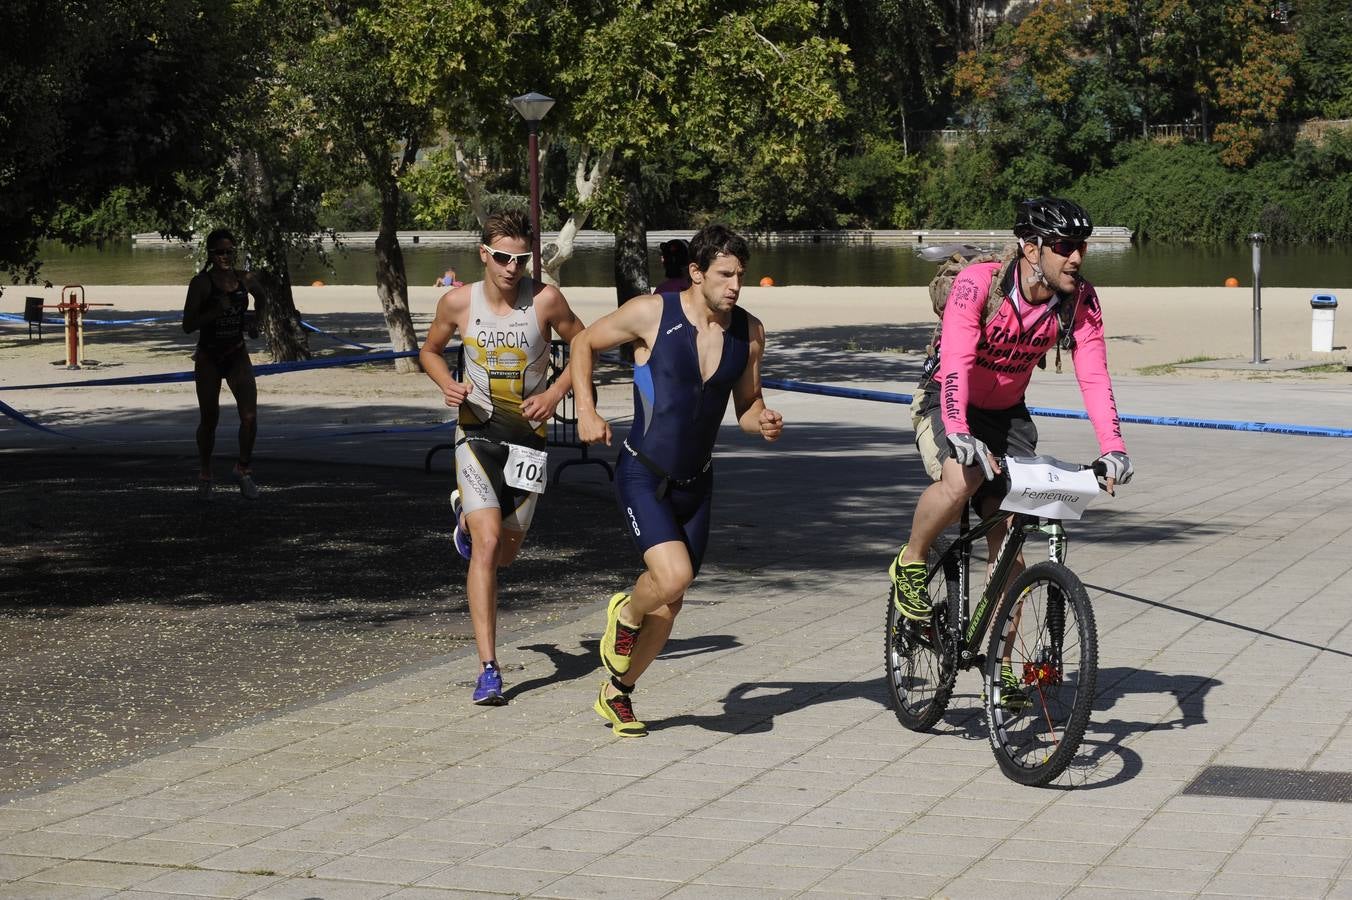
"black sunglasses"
1048,239,1087,258
210,246,236,257
481,244,531,268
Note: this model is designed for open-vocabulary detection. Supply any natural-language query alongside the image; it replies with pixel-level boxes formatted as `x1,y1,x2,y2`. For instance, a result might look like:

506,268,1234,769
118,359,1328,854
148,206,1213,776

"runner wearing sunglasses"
889,197,1132,622
419,210,587,705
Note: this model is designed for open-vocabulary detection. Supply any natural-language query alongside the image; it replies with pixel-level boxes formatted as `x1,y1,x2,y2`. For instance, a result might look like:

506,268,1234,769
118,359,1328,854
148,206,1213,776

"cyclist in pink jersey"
889,197,1133,622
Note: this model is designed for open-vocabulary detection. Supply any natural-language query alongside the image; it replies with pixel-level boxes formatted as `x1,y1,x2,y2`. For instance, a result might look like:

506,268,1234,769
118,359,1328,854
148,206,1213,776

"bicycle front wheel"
885,542,958,731
984,561,1097,786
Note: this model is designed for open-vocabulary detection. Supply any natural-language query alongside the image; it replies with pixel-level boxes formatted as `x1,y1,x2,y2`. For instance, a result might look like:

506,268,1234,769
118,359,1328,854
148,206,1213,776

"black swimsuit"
196,270,249,366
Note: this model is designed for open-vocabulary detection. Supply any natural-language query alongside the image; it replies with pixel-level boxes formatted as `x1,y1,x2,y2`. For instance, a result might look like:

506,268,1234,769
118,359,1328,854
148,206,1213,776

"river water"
22,239,1352,290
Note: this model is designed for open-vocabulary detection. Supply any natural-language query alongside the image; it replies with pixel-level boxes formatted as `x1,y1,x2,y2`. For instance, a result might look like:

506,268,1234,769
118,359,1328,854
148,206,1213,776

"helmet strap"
1020,239,1052,294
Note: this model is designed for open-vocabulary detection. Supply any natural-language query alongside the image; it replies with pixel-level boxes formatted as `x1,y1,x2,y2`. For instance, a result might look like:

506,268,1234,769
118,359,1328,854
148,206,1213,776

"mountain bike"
884,456,1107,786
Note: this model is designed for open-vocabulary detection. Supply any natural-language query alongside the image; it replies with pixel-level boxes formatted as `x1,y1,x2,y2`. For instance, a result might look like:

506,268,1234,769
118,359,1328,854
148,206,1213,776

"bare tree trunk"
542,146,614,286
613,163,649,305
238,148,311,362
452,140,489,227
361,140,421,375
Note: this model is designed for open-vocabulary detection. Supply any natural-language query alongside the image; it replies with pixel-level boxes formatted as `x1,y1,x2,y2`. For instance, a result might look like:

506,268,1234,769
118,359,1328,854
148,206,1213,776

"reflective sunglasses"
1048,239,1087,258
481,244,532,268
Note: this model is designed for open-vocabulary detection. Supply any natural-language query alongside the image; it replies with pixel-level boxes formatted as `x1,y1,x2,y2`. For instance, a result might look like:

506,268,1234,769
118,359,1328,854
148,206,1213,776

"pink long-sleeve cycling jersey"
934,261,1125,455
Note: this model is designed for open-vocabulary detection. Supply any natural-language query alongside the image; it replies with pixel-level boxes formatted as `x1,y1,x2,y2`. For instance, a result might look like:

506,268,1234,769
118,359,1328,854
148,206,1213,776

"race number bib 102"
505,443,548,493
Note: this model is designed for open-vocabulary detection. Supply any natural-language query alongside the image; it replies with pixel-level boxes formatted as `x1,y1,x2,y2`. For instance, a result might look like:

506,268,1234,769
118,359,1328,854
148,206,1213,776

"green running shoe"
594,682,647,737
600,592,641,677
889,544,931,621
997,662,1032,713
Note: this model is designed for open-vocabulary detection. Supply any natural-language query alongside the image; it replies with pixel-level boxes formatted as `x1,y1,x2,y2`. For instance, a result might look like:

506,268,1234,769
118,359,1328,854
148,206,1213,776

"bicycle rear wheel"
984,561,1097,786
885,542,958,731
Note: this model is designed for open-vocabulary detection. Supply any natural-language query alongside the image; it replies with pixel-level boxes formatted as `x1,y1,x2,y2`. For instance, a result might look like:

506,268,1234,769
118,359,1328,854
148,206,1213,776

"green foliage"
1293,0,1352,118
319,184,384,231
1070,138,1352,242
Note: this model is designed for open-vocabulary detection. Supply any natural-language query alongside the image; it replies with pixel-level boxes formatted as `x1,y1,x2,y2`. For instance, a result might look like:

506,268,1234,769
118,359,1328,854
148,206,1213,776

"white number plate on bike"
505,444,548,493
999,456,1099,520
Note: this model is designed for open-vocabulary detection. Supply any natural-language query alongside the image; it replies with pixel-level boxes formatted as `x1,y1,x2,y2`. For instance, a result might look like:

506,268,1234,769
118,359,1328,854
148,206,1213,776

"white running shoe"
233,466,260,500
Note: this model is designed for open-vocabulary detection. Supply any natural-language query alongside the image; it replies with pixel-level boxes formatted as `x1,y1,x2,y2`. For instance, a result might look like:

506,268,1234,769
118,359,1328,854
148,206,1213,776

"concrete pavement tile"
464,844,599,873
343,795,455,821
1064,889,1190,900
722,840,860,869
0,830,119,858
805,872,948,898
623,833,742,861
533,873,678,898
791,805,921,832
717,782,838,809
959,856,1092,884
1253,813,1352,838
685,799,813,825
520,769,639,794
505,826,631,855
384,888,505,900
0,853,59,880
0,807,69,832
934,877,1067,899
132,866,287,897
589,791,715,819
1327,880,1352,898
751,767,871,794
546,809,675,835
0,884,114,899
644,763,755,785
141,820,276,847
85,836,228,867
416,862,560,893
763,824,879,850
396,816,536,845
691,859,829,891
194,802,327,830
897,812,1025,840
665,883,802,899
354,835,482,863
825,789,934,817
846,848,972,877
248,828,382,854
628,776,743,800
1159,794,1275,816
484,785,599,811
870,831,1000,858
23,859,162,890
39,814,173,838
652,815,782,843
249,875,402,898
576,850,717,882
289,810,427,839
309,853,447,883
1103,845,1228,873
1218,849,1344,878
1125,826,1247,854
988,837,1115,865
1200,872,1331,897
196,844,336,876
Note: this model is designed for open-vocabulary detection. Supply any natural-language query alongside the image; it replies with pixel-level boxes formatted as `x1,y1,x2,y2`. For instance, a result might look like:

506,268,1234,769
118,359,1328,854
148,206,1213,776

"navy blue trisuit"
615,292,750,576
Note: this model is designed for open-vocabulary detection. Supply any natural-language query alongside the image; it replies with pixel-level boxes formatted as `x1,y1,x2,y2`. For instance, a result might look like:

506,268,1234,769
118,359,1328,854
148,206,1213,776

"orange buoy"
311,280,325,287
1224,277,1239,288
759,276,775,287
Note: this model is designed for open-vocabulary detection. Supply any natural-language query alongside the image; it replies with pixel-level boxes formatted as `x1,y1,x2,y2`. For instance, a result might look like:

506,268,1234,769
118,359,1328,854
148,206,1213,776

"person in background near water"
570,223,784,737
419,210,587,706
182,228,268,500
435,267,461,288
652,238,691,294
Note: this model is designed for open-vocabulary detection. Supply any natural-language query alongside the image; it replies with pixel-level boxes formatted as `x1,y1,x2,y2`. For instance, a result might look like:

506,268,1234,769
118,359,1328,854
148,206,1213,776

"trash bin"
1312,293,1338,353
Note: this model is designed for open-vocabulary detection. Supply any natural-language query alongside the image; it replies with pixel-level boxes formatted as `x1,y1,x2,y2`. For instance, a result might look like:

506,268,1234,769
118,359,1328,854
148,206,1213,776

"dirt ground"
0,453,632,796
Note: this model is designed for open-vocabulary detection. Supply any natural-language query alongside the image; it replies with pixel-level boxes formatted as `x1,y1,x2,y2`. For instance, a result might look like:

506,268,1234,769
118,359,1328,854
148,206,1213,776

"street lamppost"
510,92,555,283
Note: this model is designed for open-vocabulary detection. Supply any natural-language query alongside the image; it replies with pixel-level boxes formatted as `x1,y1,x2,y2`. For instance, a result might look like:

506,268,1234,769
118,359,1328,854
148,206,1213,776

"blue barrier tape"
0,398,92,440
0,312,179,326
0,349,427,391
300,320,379,351
761,377,1352,439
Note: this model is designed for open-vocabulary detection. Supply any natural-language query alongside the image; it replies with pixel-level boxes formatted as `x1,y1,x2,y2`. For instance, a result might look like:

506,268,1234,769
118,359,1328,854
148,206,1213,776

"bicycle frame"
943,505,1070,668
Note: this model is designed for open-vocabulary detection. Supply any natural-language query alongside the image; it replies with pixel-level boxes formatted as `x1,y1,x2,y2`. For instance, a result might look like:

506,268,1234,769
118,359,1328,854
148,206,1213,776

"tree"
1293,0,1352,119
0,0,262,285
565,0,851,299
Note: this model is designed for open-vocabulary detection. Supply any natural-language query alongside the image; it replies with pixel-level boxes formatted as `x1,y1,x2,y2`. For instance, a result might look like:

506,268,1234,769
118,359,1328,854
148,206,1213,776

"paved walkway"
5,365,1352,898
